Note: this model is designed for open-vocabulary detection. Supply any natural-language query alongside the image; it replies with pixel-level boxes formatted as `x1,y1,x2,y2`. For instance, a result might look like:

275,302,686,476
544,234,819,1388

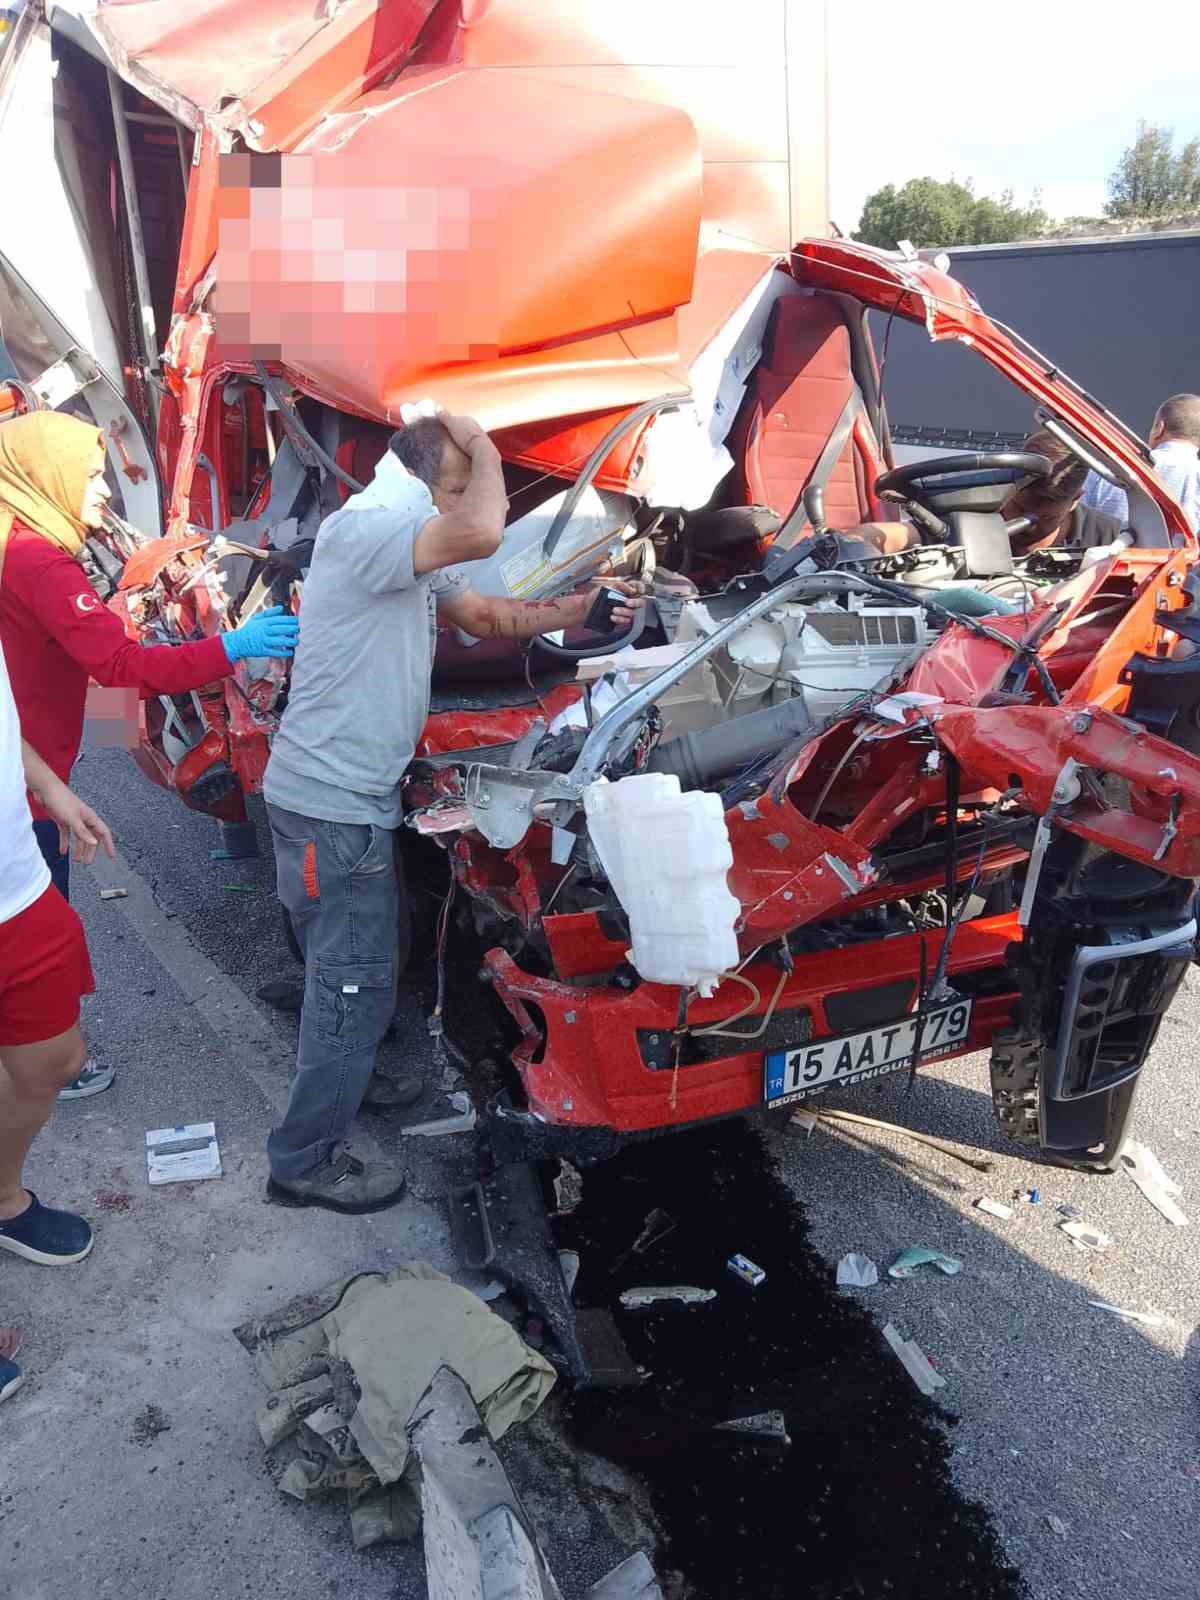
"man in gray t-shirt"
262,413,643,1214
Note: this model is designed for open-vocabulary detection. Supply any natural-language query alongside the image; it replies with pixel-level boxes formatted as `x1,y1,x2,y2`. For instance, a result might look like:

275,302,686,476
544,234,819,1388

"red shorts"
0,885,95,1048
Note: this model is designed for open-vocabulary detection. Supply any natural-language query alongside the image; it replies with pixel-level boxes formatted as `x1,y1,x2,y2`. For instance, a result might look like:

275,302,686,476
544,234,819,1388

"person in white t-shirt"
0,646,113,1273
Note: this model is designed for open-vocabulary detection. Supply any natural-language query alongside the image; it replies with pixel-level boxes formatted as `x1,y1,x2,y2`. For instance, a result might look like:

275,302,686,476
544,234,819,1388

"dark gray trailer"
876,229,1200,453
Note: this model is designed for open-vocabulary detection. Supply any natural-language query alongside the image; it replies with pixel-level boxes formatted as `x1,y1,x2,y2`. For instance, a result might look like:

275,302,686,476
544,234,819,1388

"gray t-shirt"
264,461,468,828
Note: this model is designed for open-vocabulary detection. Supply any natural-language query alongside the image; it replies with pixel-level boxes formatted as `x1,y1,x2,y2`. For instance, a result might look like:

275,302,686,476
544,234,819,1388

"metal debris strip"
810,1107,995,1172
882,1323,946,1396
98,887,128,900
713,1410,791,1446
1087,1300,1165,1328
619,1285,717,1310
1120,1141,1190,1226
1060,1220,1111,1252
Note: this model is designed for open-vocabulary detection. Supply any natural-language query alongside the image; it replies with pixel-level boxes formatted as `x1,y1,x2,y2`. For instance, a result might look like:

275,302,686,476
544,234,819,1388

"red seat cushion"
732,295,871,527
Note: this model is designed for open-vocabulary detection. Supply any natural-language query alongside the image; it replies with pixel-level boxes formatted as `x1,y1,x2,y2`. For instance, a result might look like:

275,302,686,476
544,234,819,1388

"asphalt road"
3,741,1198,1597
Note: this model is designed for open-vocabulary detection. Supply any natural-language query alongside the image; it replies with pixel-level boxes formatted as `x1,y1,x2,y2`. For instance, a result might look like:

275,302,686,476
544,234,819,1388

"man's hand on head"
436,411,496,458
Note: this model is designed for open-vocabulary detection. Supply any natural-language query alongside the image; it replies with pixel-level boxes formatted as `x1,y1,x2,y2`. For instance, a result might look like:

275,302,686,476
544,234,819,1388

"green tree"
1106,122,1200,216
853,176,1046,249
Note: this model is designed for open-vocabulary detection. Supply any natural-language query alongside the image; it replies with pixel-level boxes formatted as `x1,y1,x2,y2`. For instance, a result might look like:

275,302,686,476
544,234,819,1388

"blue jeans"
265,803,407,1180
34,820,70,899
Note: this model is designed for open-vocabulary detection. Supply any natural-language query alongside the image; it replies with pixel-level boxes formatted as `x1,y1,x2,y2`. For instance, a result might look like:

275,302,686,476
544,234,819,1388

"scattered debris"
1023,1188,1041,1205
727,1253,766,1288
1060,1220,1110,1252
1087,1300,1165,1328
145,1121,222,1185
557,1250,581,1300
552,1160,585,1217
882,1323,946,1396
587,1551,666,1599
1045,1514,1069,1539
888,1247,963,1280
836,1252,879,1287
713,1410,791,1446
975,1196,1013,1220
614,1207,675,1267
787,1109,819,1138
811,1108,994,1172
129,1404,171,1445
98,886,128,900
449,1090,472,1116
222,883,257,893
1121,1141,1189,1227
619,1285,717,1310
1057,1202,1083,1221
94,1190,132,1213
474,1280,507,1303
400,1107,477,1137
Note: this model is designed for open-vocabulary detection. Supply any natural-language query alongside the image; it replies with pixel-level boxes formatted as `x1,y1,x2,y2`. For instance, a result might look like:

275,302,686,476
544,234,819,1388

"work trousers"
265,802,409,1180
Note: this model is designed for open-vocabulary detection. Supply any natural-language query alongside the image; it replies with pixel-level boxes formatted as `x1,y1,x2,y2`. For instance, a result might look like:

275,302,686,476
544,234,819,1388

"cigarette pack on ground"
146,1122,222,1185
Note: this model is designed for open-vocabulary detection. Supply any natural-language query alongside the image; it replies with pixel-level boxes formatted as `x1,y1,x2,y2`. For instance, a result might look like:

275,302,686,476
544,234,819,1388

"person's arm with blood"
437,578,647,641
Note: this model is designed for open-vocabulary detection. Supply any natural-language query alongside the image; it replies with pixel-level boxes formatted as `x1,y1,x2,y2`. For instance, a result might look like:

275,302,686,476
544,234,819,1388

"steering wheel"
875,452,1052,513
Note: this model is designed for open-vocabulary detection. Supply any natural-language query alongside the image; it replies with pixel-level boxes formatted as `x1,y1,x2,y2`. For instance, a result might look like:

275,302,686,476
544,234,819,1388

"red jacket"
0,524,231,818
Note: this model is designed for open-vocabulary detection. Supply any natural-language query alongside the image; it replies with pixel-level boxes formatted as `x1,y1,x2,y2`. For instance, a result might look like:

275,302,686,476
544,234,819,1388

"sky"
827,1,1200,231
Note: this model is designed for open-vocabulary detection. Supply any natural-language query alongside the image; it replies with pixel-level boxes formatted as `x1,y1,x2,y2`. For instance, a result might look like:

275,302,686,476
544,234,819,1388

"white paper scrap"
836,1252,879,1288
882,1322,946,1396
1121,1141,1189,1226
975,1196,1013,1220
146,1122,221,1185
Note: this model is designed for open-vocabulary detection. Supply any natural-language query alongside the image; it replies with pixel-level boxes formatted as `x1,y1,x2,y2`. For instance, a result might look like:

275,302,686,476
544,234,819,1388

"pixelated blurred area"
213,72,701,419
84,685,140,750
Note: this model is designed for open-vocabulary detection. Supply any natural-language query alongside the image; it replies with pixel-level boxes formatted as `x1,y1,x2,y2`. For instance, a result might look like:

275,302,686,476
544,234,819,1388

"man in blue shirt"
1082,393,1200,532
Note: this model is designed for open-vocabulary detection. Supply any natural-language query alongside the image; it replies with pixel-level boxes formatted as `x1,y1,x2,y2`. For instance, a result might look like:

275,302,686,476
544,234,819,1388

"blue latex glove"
222,605,300,664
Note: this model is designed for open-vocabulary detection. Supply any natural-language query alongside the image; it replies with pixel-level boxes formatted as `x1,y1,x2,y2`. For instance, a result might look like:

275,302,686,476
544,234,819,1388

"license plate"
763,999,974,1108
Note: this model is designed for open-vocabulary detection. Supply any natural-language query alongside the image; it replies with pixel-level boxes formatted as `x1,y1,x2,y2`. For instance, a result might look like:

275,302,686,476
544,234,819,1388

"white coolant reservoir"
583,773,741,998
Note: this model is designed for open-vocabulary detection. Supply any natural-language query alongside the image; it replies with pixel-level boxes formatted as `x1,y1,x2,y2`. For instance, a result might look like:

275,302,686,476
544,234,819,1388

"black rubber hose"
646,697,817,792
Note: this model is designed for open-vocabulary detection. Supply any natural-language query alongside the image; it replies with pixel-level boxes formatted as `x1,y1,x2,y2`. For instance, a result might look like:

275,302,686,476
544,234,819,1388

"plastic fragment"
836,1252,879,1287
98,887,128,900
558,1250,580,1299
1057,1202,1083,1221
1046,1515,1069,1538
788,1110,818,1138
975,1196,1012,1219
1060,1220,1110,1252
727,1253,766,1288
882,1322,946,1395
1087,1300,1164,1328
888,1247,962,1280
552,1160,585,1216
1120,1141,1189,1226
619,1285,717,1309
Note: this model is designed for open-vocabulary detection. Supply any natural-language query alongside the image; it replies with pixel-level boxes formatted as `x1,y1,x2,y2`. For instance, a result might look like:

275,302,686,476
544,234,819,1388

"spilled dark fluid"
556,1120,1027,1600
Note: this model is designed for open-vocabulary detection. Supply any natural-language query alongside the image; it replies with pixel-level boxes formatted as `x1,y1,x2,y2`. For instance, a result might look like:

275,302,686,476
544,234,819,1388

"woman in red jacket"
0,411,299,1099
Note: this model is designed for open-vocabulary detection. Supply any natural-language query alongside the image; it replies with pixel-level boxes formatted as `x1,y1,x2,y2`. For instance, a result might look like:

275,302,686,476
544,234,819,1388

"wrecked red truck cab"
7,6,1199,1179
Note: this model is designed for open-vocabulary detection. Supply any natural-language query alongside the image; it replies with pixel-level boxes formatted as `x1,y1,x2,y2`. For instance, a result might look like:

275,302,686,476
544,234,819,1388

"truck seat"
730,294,875,528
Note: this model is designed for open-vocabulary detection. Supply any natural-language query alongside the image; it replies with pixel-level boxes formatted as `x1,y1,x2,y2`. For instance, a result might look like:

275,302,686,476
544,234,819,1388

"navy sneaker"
58,1058,116,1101
0,1356,23,1403
0,1193,93,1265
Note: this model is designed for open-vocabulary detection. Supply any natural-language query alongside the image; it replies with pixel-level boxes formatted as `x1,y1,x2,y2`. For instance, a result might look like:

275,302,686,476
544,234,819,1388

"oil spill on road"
557,1119,1026,1600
